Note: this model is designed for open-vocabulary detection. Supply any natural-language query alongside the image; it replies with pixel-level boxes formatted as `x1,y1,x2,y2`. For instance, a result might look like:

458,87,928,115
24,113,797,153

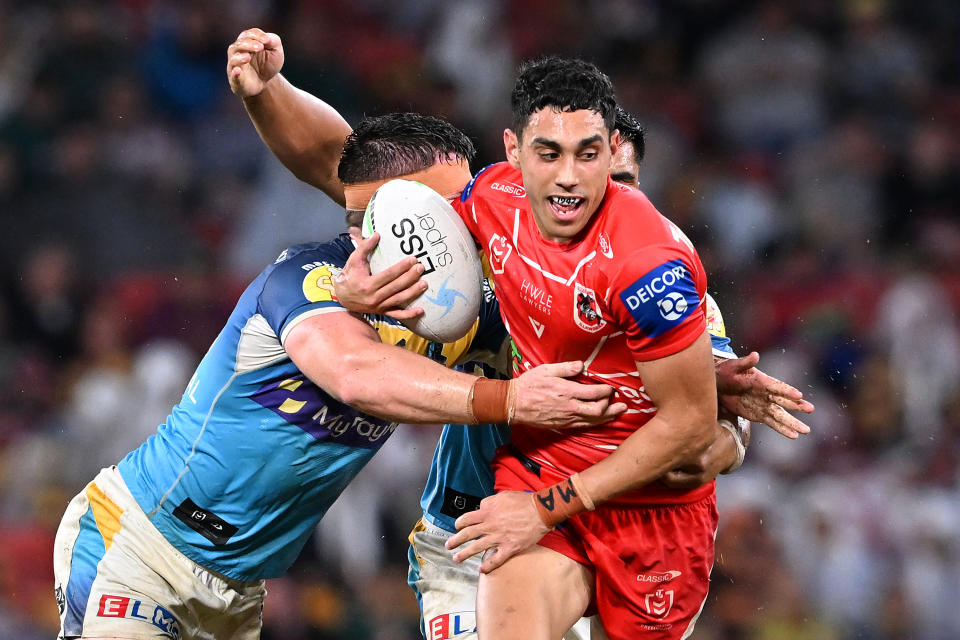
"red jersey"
454,162,711,504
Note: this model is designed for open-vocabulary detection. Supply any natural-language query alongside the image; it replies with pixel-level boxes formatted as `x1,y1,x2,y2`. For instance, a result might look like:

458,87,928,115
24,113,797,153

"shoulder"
604,185,677,244
460,162,525,205
259,236,352,316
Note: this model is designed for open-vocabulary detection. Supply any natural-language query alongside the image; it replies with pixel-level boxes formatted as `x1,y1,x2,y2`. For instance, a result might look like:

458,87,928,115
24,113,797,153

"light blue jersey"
117,235,504,581
419,294,736,534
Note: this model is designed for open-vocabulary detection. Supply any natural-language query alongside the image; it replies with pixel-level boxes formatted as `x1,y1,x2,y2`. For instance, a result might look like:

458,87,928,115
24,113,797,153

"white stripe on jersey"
509,207,597,286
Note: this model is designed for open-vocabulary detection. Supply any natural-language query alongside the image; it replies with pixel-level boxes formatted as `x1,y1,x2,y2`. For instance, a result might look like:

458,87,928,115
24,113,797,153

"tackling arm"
284,311,627,427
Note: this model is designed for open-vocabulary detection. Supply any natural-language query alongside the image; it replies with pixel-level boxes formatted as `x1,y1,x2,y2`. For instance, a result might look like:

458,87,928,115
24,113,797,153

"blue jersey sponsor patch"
619,259,699,338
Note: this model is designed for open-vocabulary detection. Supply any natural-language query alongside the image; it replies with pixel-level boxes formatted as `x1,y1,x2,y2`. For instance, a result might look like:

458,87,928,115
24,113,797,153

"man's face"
505,108,618,243
609,139,639,189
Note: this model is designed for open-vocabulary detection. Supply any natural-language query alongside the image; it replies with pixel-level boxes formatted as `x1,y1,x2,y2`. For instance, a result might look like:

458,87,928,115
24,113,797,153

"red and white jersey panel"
455,163,710,504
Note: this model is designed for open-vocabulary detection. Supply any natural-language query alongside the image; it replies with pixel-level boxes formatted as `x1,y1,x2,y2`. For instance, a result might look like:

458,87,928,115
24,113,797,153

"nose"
555,155,578,191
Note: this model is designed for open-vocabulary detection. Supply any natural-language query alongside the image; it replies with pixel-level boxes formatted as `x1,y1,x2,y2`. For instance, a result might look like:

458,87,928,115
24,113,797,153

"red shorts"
493,451,719,640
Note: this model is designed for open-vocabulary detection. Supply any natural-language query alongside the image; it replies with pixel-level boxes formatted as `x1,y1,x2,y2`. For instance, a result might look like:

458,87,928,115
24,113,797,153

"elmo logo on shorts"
96,595,181,639
428,611,477,639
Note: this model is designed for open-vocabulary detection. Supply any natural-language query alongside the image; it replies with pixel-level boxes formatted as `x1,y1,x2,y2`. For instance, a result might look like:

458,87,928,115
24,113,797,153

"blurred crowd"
1,0,958,638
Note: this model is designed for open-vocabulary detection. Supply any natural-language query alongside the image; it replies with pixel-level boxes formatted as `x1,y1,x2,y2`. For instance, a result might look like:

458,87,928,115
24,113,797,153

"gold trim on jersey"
370,317,480,367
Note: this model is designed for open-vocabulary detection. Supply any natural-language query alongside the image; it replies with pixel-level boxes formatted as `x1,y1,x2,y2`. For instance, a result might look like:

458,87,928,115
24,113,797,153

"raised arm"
227,28,351,203
284,311,627,427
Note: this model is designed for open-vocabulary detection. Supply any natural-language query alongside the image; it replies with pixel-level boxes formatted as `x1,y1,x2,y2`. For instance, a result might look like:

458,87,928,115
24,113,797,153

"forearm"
243,74,351,202
578,411,715,504
310,340,483,424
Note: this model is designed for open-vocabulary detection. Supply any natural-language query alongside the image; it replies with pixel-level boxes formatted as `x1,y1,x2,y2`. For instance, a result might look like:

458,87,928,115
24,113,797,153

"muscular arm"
227,28,351,203
284,311,627,427
285,312,476,423
577,331,717,502
242,75,350,203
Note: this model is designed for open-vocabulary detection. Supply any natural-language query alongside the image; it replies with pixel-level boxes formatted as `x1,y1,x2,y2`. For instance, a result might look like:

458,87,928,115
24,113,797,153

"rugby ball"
362,179,483,343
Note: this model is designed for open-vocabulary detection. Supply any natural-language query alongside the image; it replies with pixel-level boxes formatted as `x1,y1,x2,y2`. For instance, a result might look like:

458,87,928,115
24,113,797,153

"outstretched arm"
227,28,351,203
284,311,627,427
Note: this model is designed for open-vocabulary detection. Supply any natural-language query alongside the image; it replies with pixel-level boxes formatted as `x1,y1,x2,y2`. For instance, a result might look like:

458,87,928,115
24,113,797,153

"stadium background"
1,0,959,637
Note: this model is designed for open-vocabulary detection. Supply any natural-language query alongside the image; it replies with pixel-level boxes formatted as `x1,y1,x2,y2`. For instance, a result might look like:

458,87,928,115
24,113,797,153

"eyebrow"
531,134,605,151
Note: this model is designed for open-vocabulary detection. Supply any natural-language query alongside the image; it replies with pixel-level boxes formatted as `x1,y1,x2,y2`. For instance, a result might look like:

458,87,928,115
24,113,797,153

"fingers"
452,537,490,564
726,351,760,373
369,260,427,302
532,360,585,379
762,405,810,438
446,514,483,553
774,395,815,414
563,400,627,428
385,307,426,321
479,547,512,574
236,27,268,42
347,232,379,265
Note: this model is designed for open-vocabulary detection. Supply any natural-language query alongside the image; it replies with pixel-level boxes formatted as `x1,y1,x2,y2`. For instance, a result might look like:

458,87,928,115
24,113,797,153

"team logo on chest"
573,282,606,333
487,234,513,274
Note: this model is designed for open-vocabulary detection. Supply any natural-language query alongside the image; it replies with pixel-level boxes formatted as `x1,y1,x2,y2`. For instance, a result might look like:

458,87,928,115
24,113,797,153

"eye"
539,151,559,161
580,150,599,161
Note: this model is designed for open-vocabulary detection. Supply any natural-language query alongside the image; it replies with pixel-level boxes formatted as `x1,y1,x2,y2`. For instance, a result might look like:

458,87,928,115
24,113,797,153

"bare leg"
477,544,593,640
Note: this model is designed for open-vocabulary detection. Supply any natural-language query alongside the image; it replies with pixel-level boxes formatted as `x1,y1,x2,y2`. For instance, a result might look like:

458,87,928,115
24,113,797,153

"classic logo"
573,282,606,333
644,589,675,618
637,570,682,584
619,259,698,338
487,234,513,274
490,181,525,197
598,232,613,259
301,264,341,303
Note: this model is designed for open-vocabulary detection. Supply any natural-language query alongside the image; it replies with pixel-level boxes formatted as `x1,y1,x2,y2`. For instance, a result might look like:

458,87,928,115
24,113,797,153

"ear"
609,129,621,159
504,128,521,169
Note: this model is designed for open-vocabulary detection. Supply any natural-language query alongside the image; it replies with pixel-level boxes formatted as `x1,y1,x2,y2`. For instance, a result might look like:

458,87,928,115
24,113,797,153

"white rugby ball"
362,179,483,343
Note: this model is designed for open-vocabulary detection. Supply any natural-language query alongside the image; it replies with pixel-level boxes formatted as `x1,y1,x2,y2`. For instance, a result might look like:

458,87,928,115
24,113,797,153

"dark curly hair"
338,112,476,184
615,105,645,167
510,56,617,140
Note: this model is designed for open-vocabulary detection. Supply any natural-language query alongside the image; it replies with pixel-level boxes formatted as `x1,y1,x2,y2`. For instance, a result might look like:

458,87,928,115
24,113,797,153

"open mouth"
548,195,585,219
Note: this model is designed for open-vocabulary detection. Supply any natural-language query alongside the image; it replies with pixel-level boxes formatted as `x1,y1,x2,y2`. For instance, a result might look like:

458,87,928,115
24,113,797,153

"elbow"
680,406,718,459
322,354,372,409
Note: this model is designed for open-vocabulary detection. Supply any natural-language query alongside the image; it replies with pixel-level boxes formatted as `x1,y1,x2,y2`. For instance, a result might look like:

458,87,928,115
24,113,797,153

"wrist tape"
468,378,516,424
719,417,750,474
531,473,595,528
